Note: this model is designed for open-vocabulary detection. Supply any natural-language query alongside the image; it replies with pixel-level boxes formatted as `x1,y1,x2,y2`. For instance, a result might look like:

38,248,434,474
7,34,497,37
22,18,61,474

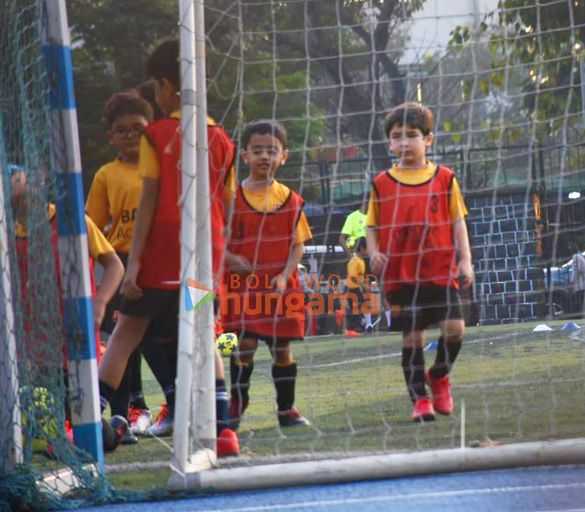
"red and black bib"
373,166,459,292
222,185,305,339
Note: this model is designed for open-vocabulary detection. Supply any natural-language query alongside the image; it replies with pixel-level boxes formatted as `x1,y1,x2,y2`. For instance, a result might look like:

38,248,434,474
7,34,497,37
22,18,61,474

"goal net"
0,0,107,509
1,0,584,506
172,0,585,492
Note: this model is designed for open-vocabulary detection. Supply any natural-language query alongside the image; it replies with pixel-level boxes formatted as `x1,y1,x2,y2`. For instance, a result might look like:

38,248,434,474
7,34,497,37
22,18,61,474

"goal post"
41,0,104,471
172,0,217,477
168,0,585,493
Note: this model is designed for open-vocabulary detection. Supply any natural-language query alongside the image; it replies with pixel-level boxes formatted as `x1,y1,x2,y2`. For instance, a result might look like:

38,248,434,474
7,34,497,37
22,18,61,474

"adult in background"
570,240,585,316
339,199,368,260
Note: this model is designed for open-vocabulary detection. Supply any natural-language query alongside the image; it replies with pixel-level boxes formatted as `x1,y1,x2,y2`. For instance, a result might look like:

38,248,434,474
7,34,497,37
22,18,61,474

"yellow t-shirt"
341,209,367,249
242,181,312,245
86,158,142,253
14,204,114,260
367,162,468,227
139,111,236,200
85,214,115,260
346,254,366,289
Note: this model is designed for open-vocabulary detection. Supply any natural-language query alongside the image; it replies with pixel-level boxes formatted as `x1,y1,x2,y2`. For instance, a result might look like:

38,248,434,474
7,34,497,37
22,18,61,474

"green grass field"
106,320,585,491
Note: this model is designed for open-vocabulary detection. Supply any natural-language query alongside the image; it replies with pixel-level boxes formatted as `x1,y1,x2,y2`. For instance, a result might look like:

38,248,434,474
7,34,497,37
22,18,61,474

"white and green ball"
216,332,238,357
20,386,59,453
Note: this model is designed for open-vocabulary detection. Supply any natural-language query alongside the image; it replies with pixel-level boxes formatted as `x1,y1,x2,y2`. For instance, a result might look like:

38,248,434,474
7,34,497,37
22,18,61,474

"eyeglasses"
112,126,144,138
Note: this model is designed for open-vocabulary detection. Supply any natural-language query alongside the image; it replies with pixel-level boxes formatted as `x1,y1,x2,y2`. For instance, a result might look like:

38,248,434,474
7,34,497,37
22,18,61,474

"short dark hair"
241,119,288,149
355,236,367,253
146,38,180,90
135,81,165,121
105,92,153,128
383,102,433,137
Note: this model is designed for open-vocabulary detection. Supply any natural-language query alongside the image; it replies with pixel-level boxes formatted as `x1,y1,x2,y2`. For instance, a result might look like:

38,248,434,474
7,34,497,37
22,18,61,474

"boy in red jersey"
223,120,312,429
97,39,239,455
366,102,474,423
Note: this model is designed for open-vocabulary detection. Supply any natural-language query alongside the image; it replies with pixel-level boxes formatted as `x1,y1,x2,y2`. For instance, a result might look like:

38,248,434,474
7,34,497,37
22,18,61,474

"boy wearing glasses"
87,92,159,443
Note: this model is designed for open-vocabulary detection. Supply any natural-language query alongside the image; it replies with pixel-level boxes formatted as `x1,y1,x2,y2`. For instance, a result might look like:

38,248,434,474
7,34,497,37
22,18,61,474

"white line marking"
189,481,585,512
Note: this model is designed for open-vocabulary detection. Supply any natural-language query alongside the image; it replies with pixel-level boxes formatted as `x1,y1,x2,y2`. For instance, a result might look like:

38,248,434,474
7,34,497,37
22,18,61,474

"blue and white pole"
41,0,104,471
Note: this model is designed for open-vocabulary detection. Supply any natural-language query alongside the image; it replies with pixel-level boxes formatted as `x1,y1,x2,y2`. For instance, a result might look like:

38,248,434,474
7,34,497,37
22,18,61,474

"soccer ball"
216,332,238,357
20,386,59,453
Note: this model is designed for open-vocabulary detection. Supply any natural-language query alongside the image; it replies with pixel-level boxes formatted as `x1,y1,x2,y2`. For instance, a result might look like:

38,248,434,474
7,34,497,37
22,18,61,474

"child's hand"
120,262,143,300
269,273,288,294
228,254,254,276
370,250,388,275
459,259,474,289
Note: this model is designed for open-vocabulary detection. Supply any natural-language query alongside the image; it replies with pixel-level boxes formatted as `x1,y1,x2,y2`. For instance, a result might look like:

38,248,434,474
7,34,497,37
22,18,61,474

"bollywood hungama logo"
184,278,216,311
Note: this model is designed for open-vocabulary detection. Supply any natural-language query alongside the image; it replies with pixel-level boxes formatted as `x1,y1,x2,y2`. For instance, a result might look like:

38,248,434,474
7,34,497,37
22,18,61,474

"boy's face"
153,78,177,116
388,124,433,167
107,115,148,160
241,133,289,181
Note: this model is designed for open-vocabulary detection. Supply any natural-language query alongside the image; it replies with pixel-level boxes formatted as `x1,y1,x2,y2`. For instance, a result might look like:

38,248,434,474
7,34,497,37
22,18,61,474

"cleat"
128,406,152,436
217,428,240,457
343,329,361,337
103,415,128,452
365,325,374,334
425,370,454,416
412,397,435,423
146,404,173,437
228,398,248,431
277,407,311,427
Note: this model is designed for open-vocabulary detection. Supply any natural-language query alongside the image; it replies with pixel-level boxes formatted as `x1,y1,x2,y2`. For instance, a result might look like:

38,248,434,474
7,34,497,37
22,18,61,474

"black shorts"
386,285,463,332
236,330,300,345
120,287,179,340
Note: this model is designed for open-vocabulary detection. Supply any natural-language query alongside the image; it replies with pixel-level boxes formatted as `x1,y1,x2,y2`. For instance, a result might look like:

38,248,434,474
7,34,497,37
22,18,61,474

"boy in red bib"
223,120,312,429
366,103,474,423
97,39,239,455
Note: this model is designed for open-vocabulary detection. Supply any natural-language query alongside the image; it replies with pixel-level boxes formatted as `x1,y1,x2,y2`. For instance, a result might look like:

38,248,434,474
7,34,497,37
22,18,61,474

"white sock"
364,314,372,328
385,310,391,326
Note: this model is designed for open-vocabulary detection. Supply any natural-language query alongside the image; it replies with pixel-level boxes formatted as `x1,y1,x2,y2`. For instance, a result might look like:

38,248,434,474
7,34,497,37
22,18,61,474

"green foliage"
68,0,427,186
447,0,584,142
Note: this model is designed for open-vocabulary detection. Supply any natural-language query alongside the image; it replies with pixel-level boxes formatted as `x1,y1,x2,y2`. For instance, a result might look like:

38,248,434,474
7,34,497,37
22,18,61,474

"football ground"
102,319,585,499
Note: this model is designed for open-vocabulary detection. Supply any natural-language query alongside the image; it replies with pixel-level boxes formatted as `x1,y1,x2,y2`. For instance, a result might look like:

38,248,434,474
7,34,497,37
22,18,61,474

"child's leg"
109,352,133,418
141,336,176,412
128,350,148,410
430,319,465,379
269,338,310,426
98,314,150,412
215,347,230,435
401,330,428,401
269,339,296,412
230,336,258,406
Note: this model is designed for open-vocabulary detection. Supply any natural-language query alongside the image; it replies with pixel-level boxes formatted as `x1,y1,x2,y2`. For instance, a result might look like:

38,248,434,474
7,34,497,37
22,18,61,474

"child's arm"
367,227,388,275
121,177,159,299
270,242,305,293
94,252,124,327
453,218,474,289
224,250,253,275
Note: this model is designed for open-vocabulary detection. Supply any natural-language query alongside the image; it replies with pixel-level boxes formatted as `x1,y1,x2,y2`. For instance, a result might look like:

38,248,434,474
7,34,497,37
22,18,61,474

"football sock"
272,362,297,412
216,378,229,435
364,314,372,328
128,350,148,410
385,310,391,327
142,337,177,408
99,380,117,413
429,337,462,379
109,361,131,419
401,348,427,401
230,357,254,404
163,385,176,413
